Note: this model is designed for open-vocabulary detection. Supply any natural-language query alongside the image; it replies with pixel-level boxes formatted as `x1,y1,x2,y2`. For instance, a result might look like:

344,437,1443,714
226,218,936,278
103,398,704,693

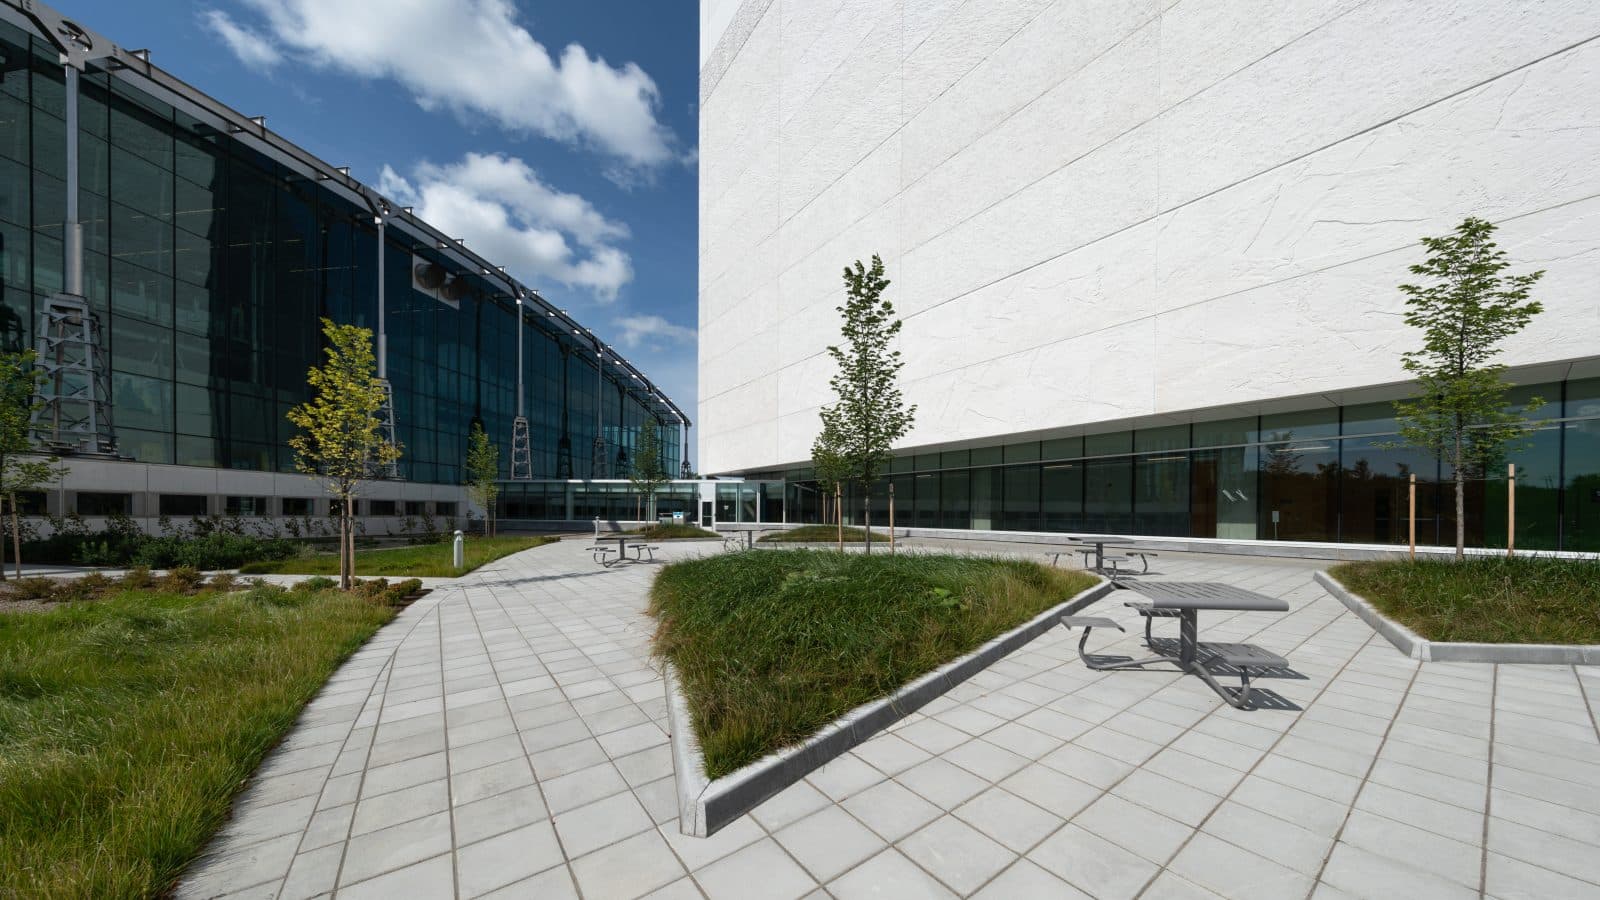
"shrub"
120,566,154,590
293,576,338,593
160,566,205,594
8,577,58,601
207,572,240,593
52,572,116,603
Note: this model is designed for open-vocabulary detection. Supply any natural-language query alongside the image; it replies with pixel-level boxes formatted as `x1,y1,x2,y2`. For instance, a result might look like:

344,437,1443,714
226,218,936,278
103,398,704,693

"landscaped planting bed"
757,525,891,543
0,577,397,897
626,524,720,540
239,534,557,577
650,550,1096,778
1328,556,1600,645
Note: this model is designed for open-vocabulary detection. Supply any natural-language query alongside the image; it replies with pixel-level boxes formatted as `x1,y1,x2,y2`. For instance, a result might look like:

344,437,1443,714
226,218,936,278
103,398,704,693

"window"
225,495,269,516
435,502,457,517
281,497,313,516
404,501,426,516
368,499,397,516
13,491,46,516
159,494,207,516
79,492,132,516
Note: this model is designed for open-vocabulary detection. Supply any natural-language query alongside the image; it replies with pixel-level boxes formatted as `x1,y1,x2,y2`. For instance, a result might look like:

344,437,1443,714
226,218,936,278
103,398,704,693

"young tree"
628,419,669,522
0,349,65,579
817,254,916,553
1389,217,1545,559
287,320,402,589
465,423,500,537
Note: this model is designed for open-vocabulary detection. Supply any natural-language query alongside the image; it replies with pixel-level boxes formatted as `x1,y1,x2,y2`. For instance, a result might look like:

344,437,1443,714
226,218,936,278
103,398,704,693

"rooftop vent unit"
411,257,464,309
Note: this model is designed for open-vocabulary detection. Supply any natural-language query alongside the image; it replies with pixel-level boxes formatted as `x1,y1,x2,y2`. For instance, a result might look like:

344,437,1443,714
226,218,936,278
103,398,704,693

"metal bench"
633,544,662,562
1127,551,1157,573
1197,642,1289,710
1058,615,1127,666
585,546,617,566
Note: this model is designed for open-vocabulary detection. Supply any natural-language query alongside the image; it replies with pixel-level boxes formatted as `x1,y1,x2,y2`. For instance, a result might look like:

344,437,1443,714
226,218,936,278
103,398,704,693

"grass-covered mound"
650,550,1098,778
240,534,556,576
1329,555,1600,644
758,525,891,543
627,524,719,540
0,579,395,897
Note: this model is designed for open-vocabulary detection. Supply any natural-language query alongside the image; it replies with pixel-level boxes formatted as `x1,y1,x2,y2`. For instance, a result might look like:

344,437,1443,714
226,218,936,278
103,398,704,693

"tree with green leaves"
817,254,916,553
465,422,500,537
810,415,850,549
0,349,65,579
287,320,402,589
628,419,669,522
1389,217,1545,559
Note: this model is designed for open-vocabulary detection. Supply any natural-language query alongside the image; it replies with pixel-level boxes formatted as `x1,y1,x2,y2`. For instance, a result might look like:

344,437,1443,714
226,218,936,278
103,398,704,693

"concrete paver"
179,537,1600,898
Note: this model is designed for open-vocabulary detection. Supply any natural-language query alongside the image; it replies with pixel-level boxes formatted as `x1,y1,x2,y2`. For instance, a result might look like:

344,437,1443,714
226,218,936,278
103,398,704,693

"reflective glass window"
1084,457,1132,533
1135,452,1189,535
1042,462,1083,532
1085,431,1131,457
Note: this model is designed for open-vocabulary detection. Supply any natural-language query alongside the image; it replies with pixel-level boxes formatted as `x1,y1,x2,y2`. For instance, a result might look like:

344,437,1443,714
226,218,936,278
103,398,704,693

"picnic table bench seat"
585,546,617,566
633,543,662,561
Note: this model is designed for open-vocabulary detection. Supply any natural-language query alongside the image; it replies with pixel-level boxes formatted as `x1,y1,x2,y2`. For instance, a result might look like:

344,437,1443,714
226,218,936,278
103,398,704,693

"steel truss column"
29,24,117,457
509,294,531,480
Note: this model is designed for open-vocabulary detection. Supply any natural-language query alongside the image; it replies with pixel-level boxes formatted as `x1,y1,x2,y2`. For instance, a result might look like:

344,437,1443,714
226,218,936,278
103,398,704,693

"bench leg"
1188,661,1255,710
1144,614,1155,647
1140,555,1150,574
1072,624,1172,672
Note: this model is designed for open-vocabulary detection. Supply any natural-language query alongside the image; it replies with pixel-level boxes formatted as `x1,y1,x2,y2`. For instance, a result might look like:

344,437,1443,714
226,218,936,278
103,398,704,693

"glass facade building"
0,10,684,496
770,376,1600,552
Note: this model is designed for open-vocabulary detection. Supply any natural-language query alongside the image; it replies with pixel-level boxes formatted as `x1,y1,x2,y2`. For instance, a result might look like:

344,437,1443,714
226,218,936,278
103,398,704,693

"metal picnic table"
590,534,635,566
716,523,782,550
1062,581,1291,709
1055,535,1132,571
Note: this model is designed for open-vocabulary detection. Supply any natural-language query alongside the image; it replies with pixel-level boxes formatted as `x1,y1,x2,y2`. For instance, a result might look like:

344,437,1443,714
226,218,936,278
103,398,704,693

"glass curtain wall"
0,21,681,487
783,376,1600,550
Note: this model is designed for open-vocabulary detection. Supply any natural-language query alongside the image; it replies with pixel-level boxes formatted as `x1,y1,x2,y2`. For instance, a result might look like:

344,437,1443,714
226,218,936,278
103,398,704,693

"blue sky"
65,0,701,427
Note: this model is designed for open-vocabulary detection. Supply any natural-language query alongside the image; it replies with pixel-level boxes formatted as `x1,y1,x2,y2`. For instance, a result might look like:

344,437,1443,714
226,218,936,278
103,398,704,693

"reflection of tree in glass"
0,305,21,355
1262,432,1298,477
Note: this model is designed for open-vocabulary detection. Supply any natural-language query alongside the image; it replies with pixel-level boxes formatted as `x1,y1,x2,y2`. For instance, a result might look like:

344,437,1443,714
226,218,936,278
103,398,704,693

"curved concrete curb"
665,577,1116,837
1314,570,1600,665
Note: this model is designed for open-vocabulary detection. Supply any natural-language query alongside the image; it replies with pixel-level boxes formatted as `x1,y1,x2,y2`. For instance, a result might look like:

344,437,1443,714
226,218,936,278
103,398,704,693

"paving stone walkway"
179,538,1600,899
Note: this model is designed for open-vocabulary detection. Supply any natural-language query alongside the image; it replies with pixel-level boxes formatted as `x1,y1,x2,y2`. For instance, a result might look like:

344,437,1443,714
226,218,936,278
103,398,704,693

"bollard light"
453,530,465,569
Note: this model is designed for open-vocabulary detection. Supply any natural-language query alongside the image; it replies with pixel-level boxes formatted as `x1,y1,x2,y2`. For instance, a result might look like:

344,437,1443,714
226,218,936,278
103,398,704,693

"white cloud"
379,153,633,301
615,314,696,350
227,0,679,172
200,10,281,71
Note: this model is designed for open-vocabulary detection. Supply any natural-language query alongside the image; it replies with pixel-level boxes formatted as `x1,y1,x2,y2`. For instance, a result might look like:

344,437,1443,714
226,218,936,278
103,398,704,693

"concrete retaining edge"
1313,570,1600,665
664,577,1116,837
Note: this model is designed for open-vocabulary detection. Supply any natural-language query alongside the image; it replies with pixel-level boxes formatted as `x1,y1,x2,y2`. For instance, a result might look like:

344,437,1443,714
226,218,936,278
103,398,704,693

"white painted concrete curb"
1314,570,1600,665
664,577,1116,837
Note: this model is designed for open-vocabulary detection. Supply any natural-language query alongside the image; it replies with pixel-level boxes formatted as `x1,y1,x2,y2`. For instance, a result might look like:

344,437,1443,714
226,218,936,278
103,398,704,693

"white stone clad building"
698,0,1600,548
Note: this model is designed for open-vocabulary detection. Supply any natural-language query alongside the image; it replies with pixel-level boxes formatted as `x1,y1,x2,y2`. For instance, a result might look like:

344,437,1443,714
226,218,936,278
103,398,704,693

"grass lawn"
0,583,394,897
239,534,557,577
626,524,719,540
650,550,1097,778
1329,555,1600,644
758,525,892,543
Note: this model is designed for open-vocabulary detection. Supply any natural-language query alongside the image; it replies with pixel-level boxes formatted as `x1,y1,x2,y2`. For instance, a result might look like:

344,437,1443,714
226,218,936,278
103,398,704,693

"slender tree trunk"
9,492,19,580
0,493,9,582
1454,430,1465,561
340,503,352,590
863,488,871,555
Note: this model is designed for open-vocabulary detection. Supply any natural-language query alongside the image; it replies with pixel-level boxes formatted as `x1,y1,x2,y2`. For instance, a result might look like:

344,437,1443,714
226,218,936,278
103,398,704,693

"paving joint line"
1478,664,1500,899
1297,649,1424,899
328,592,453,896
